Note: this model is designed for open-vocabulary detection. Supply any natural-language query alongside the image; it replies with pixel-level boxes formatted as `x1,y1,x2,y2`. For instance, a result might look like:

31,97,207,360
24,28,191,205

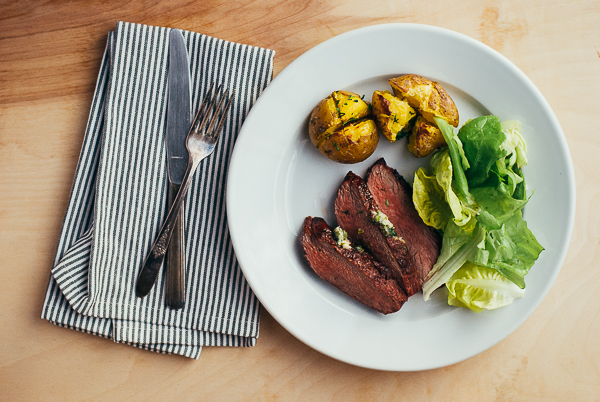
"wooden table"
2,0,598,399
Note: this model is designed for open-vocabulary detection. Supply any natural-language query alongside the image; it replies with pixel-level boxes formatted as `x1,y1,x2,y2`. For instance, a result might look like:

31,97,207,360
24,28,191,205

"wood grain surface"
1,0,599,400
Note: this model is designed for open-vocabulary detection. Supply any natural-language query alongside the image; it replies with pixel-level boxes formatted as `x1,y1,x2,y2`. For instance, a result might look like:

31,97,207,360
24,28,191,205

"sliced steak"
301,216,406,314
366,158,441,284
334,172,420,296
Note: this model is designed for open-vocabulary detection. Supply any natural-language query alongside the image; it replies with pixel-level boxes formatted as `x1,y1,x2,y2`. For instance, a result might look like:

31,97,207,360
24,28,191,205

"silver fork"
136,84,235,298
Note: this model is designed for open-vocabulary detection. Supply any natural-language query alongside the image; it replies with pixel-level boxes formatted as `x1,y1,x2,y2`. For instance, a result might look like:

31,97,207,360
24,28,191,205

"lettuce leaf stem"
423,224,486,301
434,117,470,201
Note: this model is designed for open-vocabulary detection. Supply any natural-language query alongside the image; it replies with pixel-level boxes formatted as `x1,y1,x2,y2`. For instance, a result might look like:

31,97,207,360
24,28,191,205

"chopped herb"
333,142,340,151
361,94,365,100
342,210,349,215
385,199,389,206
354,100,358,103
384,226,397,237
342,117,356,127
358,228,364,234
355,245,364,252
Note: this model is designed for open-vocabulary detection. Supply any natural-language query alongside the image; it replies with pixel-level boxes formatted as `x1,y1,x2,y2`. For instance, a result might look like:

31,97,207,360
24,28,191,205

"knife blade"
164,28,191,309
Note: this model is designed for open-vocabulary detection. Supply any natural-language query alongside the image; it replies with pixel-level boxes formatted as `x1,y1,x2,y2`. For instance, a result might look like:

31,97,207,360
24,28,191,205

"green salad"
413,115,544,312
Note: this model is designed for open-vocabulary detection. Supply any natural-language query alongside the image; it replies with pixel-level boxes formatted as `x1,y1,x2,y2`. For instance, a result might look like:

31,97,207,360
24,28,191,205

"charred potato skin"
389,74,459,128
371,90,416,142
309,91,378,164
407,116,446,158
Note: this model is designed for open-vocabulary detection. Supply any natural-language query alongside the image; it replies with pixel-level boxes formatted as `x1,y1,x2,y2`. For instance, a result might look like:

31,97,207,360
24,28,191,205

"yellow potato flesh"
339,119,377,142
333,91,370,124
394,83,437,121
372,90,415,142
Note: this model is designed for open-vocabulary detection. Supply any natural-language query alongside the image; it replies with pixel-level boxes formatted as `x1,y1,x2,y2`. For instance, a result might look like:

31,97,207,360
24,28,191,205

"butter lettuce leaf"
423,224,485,301
470,182,529,225
412,151,476,231
418,115,542,303
430,149,478,226
491,158,523,196
435,218,478,270
512,166,527,201
473,210,544,289
458,116,507,187
435,117,471,200
447,263,525,313
501,120,528,169
413,167,453,230
481,120,527,198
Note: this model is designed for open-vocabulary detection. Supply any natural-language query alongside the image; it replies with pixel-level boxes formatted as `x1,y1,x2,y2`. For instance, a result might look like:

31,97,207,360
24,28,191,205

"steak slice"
334,172,420,296
366,158,441,284
301,216,406,314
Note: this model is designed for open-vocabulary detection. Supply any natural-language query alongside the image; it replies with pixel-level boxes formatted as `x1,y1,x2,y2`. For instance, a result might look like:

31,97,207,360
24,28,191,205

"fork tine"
210,89,235,139
204,87,231,137
194,84,222,135
190,82,214,133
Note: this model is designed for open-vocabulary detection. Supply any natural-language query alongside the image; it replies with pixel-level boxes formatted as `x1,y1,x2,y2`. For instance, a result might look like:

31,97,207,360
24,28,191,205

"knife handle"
136,157,198,299
165,182,186,309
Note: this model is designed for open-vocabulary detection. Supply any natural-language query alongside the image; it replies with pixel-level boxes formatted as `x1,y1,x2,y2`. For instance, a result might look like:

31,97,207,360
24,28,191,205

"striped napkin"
41,21,274,358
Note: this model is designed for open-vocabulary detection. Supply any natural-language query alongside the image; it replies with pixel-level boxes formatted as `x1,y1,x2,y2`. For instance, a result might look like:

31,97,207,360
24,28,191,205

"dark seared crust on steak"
334,172,419,296
301,216,406,314
366,158,441,284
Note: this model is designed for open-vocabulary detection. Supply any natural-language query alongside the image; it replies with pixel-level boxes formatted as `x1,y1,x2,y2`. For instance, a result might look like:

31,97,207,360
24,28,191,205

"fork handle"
165,182,186,309
136,159,198,298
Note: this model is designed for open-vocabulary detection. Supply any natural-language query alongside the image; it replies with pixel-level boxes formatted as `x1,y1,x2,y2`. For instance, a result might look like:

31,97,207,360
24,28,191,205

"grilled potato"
371,90,416,142
317,119,379,163
407,116,446,158
389,74,459,127
387,74,458,157
309,91,378,164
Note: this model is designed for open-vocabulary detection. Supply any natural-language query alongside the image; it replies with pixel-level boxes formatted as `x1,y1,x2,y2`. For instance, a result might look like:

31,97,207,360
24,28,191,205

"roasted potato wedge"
407,116,446,158
309,91,378,164
371,90,416,142
389,74,459,128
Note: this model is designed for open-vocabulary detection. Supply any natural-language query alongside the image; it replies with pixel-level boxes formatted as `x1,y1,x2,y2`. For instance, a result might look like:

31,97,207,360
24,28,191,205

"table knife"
163,28,192,308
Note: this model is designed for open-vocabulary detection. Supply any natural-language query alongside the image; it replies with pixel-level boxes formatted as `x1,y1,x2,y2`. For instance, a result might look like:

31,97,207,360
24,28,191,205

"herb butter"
372,210,398,238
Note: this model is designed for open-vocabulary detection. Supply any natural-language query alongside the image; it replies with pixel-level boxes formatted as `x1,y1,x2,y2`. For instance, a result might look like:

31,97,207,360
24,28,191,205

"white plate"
226,24,575,371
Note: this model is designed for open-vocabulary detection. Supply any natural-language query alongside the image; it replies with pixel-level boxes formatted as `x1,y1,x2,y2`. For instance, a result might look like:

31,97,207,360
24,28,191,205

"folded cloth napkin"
41,21,275,358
